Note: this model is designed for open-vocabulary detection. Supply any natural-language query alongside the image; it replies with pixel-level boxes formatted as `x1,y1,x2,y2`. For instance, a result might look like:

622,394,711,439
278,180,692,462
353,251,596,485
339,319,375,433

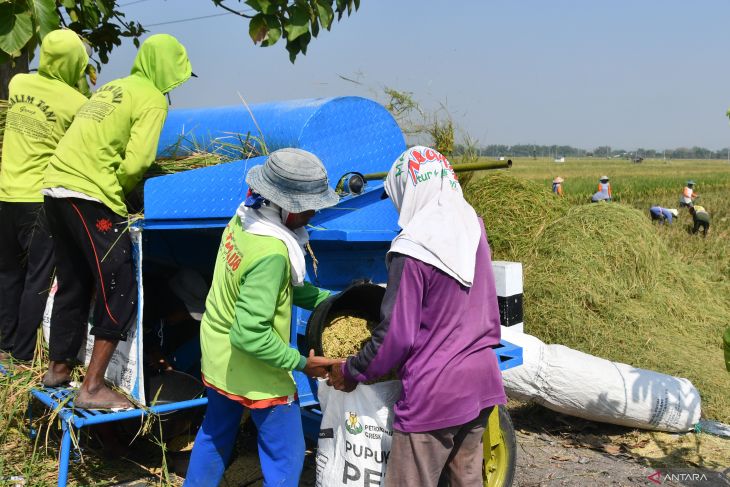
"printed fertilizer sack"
316,379,402,487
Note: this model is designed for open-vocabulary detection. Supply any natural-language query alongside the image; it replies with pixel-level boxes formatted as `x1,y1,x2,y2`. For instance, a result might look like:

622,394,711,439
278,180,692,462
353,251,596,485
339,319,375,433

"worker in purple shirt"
649,206,678,224
327,145,507,486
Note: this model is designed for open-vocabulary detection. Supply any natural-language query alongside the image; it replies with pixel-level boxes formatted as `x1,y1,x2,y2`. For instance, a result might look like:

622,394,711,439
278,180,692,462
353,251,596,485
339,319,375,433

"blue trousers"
184,387,305,487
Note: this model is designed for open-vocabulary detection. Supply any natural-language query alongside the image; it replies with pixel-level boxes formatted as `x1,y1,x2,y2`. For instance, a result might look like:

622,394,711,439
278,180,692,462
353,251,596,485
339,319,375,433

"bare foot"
42,361,73,387
0,351,10,361
74,384,132,410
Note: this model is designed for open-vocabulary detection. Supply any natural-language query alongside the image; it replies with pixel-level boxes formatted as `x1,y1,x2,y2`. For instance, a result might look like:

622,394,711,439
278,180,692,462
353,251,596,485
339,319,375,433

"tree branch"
213,1,254,19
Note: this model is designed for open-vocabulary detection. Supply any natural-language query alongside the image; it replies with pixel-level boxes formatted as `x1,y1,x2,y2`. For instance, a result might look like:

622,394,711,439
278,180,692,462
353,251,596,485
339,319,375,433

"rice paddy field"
463,156,730,424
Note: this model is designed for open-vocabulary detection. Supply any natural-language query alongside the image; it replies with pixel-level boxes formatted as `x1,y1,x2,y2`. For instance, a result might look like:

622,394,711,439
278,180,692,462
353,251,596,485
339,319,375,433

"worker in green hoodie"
0,30,89,364
41,34,192,409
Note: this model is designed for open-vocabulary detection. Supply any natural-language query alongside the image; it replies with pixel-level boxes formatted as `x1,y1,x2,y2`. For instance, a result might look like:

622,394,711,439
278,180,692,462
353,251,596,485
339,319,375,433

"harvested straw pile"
322,311,376,358
464,174,568,257
465,173,730,422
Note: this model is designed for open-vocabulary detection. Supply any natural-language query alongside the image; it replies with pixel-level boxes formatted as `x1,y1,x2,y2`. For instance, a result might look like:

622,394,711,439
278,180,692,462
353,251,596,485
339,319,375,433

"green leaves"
283,4,309,41
249,13,282,46
0,4,33,55
315,0,333,30
29,0,60,39
235,0,361,63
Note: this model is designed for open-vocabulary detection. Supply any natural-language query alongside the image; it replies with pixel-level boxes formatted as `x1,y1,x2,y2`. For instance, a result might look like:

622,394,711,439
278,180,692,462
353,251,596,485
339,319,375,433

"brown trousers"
384,407,492,487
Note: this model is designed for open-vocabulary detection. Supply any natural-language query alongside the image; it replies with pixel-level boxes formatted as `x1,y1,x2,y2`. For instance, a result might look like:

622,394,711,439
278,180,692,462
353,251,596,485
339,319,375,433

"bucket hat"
245,148,339,213
669,209,678,217
687,180,695,186
599,175,609,182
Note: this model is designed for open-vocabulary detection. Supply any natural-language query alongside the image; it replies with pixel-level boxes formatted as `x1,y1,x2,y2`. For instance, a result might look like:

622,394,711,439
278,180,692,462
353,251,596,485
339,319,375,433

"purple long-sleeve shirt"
343,220,507,433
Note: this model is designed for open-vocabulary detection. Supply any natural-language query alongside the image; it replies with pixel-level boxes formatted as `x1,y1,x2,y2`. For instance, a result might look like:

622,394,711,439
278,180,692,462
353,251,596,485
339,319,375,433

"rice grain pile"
321,311,376,358
465,173,730,422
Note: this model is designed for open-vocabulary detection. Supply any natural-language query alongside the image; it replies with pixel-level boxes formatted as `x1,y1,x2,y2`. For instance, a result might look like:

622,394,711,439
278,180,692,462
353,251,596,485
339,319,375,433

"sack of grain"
316,380,401,487
501,327,701,432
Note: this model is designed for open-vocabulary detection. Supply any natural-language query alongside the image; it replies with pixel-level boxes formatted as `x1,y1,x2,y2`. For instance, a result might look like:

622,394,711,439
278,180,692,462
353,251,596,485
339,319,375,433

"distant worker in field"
680,180,699,207
649,206,678,224
552,176,564,197
591,175,612,202
689,205,710,237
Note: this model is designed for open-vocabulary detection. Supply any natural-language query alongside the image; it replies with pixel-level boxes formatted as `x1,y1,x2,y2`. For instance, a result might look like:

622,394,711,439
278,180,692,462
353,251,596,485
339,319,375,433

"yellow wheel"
483,405,516,487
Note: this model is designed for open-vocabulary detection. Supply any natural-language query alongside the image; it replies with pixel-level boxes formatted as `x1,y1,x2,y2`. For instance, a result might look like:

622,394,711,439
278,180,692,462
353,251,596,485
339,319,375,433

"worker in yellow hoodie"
41,34,192,409
0,30,89,364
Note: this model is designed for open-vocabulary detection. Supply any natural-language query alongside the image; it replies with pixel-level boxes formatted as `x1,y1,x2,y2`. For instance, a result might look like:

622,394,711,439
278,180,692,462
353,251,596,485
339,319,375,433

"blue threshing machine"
20,96,522,486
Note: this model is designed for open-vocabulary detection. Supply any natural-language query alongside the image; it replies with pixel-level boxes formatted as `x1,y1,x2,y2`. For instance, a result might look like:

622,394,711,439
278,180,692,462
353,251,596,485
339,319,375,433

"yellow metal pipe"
362,159,512,181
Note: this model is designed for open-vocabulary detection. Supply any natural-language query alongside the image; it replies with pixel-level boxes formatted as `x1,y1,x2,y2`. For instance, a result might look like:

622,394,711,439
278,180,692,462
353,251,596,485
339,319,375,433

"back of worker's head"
131,34,192,94
38,29,88,88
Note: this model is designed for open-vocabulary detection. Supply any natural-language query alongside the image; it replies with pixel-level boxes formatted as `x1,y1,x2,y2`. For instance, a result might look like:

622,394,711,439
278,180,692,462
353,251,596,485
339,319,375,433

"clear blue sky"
90,0,730,151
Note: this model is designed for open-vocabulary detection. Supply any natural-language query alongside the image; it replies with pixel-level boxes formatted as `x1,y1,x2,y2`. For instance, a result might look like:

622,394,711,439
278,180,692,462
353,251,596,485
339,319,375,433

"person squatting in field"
183,149,340,487
552,176,564,197
689,205,711,237
591,175,612,202
0,30,89,366
41,34,192,409
649,206,678,224
326,145,507,486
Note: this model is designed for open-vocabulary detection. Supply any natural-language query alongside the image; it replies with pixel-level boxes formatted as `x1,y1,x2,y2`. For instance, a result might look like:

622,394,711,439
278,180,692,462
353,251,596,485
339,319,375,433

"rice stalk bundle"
465,173,730,421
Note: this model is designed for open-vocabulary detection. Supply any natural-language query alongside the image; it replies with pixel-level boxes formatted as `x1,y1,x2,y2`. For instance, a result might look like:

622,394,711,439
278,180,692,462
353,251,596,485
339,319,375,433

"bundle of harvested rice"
526,203,730,421
321,311,377,359
466,173,730,422
464,173,568,257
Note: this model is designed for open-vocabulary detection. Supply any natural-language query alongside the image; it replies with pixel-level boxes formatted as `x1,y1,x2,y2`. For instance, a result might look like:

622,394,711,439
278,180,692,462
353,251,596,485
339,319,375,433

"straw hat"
553,176,564,184
599,175,609,182
669,209,678,217
245,148,339,213
686,180,695,186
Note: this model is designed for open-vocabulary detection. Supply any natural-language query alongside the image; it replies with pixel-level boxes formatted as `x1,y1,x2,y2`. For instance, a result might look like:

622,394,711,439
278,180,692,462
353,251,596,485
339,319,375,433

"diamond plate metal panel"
145,97,405,224
143,157,264,221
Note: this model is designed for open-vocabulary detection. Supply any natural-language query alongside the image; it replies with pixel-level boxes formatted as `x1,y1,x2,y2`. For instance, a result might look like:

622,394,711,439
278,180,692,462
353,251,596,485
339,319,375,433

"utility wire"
145,11,234,27
119,0,155,6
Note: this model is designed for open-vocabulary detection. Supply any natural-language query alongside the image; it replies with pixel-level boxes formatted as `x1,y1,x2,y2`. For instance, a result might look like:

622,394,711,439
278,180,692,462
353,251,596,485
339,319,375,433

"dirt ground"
10,399,725,486
119,402,728,487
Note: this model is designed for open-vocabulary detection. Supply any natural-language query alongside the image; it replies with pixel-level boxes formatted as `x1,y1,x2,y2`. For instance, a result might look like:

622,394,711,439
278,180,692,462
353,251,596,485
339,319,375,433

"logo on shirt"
222,227,242,271
8,94,57,123
95,218,113,233
345,411,363,435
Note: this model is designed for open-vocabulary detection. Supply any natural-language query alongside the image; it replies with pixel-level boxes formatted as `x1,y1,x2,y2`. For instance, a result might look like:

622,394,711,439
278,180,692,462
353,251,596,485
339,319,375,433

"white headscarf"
236,201,309,286
385,146,481,287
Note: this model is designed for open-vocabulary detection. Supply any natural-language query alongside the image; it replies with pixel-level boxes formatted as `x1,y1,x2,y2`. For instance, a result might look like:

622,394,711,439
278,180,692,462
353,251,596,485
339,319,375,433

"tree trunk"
0,48,31,100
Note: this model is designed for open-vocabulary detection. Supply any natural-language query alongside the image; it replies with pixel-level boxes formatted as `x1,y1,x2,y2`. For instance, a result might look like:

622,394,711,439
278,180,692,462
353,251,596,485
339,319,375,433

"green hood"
131,34,192,94
37,29,89,87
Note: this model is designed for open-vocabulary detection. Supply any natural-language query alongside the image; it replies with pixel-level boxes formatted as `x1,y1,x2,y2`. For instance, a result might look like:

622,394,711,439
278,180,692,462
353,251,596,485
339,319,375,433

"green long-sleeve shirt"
0,30,88,202
200,216,329,400
43,34,191,216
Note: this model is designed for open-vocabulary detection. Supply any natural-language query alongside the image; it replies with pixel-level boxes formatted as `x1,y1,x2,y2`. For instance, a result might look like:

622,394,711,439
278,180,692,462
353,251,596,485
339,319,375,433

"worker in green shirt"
184,149,340,487
41,34,192,410
0,30,89,364
689,205,711,237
